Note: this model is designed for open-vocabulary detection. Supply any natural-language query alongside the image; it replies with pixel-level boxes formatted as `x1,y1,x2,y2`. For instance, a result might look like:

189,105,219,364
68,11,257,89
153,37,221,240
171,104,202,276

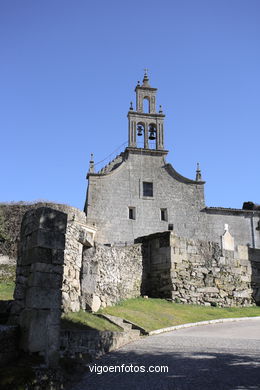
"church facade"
84,73,260,249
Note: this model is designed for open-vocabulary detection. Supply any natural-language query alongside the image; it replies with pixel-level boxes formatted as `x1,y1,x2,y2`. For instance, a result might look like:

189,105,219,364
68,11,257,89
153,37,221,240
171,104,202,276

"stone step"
128,328,141,338
97,313,125,327
96,313,147,335
121,322,133,331
96,313,135,332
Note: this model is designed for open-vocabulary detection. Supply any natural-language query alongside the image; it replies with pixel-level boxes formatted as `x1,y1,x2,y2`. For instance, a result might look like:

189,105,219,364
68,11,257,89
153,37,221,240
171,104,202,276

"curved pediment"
164,163,205,185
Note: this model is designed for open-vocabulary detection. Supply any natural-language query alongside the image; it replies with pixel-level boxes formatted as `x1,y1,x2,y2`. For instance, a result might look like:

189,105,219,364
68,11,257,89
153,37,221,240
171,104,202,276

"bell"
149,125,156,140
137,125,143,136
149,131,156,140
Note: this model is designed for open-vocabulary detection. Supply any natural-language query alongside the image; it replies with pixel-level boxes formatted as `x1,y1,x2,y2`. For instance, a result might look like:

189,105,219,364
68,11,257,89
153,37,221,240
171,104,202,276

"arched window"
148,123,156,150
143,97,150,113
136,122,145,148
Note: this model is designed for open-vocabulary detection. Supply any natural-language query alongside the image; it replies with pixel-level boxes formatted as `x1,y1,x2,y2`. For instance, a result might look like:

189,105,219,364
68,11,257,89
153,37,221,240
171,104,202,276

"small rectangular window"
161,208,168,221
143,182,153,197
168,223,174,231
128,207,136,220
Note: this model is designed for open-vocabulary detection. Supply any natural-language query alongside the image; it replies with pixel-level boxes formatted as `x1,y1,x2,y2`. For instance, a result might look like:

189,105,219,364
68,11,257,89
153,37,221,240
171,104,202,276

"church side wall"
203,211,260,249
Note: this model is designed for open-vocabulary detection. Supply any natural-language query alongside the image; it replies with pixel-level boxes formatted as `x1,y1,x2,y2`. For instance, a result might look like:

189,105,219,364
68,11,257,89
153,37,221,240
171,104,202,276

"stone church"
84,72,260,250
3,73,260,366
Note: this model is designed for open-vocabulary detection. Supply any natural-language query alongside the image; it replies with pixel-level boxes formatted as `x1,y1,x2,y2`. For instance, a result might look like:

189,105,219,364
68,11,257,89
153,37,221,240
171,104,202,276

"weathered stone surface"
237,245,249,260
253,288,260,304
60,328,140,361
233,290,251,298
84,294,101,312
25,286,62,311
19,309,60,353
28,271,63,289
24,230,65,251
81,243,143,309
30,262,63,274
197,287,219,293
20,247,65,266
10,207,68,367
0,325,19,367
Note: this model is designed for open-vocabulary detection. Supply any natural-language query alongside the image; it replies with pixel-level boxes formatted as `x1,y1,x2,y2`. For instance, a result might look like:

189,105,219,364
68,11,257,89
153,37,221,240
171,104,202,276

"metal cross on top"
144,68,149,76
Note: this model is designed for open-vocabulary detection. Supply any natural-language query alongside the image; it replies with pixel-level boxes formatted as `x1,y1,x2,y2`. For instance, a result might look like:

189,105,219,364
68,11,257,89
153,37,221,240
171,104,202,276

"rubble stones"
81,243,143,310
138,232,258,307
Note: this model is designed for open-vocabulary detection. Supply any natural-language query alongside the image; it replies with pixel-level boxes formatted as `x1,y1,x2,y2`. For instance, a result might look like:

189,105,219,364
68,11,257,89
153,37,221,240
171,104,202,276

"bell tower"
127,71,165,150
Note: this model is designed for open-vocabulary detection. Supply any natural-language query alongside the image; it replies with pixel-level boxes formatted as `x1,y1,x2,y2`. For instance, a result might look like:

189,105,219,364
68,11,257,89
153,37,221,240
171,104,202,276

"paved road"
71,319,260,390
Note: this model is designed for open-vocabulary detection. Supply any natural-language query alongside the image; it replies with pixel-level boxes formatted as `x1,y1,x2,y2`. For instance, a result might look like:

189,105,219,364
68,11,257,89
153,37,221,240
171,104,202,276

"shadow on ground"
71,348,260,390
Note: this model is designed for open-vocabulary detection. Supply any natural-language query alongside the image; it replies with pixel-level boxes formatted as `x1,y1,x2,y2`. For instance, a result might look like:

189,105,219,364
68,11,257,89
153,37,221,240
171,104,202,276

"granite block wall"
11,207,67,366
137,231,258,307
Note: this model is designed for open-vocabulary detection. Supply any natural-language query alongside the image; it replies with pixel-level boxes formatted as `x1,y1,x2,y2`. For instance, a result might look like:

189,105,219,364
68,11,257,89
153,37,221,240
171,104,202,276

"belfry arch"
143,97,150,113
128,72,165,150
136,122,145,147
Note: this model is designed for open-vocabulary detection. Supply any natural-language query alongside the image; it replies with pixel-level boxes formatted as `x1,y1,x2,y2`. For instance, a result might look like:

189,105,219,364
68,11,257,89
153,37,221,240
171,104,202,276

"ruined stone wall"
0,202,95,313
81,243,143,311
62,216,95,313
62,220,82,313
11,207,67,366
137,232,256,307
250,248,260,305
8,205,97,366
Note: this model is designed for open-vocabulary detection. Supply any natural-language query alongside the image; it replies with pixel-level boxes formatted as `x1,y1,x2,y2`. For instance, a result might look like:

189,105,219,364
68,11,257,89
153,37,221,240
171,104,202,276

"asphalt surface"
71,319,260,390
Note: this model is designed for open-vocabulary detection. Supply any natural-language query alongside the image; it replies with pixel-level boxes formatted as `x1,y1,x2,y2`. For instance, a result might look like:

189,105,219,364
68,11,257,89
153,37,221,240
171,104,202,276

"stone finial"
88,153,95,174
142,69,150,87
224,223,229,232
129,101,133,111
196,162,202,181
159,105,163,114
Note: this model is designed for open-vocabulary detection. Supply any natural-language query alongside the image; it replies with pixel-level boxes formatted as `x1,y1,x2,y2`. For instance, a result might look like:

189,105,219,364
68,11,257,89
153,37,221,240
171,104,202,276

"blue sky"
0,0,259,209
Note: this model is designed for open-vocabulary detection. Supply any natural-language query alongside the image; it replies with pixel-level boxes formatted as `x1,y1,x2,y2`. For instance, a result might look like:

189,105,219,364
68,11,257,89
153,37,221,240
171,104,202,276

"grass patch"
0,281,15,300
0,264,16,282
61,311,123,332
100,297,260,332
0,264,16,300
